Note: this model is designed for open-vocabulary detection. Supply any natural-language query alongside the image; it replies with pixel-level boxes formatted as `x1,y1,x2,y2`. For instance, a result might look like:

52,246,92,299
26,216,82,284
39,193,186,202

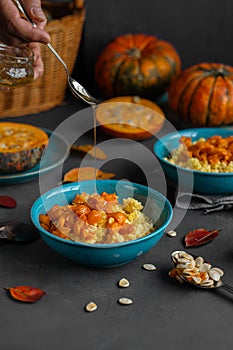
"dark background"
1,2,233,350
74,0,233,96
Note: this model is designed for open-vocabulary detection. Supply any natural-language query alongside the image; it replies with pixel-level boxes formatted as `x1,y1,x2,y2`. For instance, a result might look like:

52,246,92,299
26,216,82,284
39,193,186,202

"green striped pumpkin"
94,33,181,99
168,63,233,126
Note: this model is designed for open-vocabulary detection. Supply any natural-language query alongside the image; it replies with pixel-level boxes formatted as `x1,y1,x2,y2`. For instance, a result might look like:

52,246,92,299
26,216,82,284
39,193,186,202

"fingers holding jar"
0,0,50,80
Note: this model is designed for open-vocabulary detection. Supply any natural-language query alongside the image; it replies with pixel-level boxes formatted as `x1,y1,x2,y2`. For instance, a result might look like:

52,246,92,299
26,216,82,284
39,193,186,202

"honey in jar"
0,44,34,87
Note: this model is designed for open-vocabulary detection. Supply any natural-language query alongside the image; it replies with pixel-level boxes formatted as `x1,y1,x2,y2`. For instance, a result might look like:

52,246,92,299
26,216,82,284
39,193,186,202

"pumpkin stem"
126,47,141,59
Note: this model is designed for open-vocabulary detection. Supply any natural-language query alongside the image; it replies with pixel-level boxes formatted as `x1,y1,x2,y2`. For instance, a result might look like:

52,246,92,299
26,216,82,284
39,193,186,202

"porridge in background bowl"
153,128,233,195
166,135,233,173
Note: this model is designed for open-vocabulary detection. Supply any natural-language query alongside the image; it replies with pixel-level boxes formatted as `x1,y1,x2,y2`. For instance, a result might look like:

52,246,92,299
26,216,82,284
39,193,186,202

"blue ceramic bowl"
153,127,233,195
31,180,173,268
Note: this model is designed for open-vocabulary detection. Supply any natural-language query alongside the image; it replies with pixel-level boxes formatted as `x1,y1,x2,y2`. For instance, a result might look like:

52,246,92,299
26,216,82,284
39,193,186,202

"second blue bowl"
154,127,233,195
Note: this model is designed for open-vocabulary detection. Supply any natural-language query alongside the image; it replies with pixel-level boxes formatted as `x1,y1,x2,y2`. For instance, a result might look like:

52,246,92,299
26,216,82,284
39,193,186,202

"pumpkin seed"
118,278,130,288
199,263,212,273
182,253,194,261
170,250,225,289
195,256,204,267
192,276,202,284
208,269,221,282
85,302,97,312
176,262,194,269
210,267,224,277
215,280,223,288
166,230,177,237
177,258,192,264
118,297,133,305
142,263,156,271
182,269,195,277
171,253,180,264
175,275,184,284
172,251,185,260
200,279,214,287
176,263,189,269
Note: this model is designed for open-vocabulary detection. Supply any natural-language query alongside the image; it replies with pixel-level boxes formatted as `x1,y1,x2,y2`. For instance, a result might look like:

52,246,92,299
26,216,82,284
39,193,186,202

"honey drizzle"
92,105,97,183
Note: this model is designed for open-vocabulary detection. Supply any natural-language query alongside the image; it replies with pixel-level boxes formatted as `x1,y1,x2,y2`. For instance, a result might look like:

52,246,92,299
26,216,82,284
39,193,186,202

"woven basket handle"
72,0,85,10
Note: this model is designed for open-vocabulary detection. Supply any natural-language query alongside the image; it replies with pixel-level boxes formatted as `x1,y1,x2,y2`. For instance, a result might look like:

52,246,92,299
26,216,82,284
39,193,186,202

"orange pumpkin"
95,33,181,99
168,62,233,126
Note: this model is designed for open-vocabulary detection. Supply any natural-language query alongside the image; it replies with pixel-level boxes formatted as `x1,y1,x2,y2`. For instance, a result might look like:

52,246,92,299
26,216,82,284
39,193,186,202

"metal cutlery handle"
222,282,233,295
46,43,69,76
14,0,37,27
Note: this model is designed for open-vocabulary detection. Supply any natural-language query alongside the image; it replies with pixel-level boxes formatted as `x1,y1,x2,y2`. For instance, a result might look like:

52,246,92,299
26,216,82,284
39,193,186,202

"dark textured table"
1,95,233,350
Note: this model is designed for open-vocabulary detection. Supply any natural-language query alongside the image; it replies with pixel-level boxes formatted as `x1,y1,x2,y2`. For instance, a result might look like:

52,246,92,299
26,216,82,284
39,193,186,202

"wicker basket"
0,0,85,118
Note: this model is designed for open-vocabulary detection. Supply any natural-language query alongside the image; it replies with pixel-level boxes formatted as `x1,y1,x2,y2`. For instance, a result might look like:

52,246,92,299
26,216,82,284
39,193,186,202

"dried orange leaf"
63,167,115,182
6,285,46,303
71,144,107,160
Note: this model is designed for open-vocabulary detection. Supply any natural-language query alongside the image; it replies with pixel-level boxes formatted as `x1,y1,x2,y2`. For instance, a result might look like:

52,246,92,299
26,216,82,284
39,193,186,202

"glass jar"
0,44,34,87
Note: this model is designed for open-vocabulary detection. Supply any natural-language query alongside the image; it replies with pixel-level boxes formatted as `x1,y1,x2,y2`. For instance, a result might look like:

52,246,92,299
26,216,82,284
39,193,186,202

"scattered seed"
118,297,133,305
142,263,157,271
166,230,177,237
118,278,130,288
85,302,97,312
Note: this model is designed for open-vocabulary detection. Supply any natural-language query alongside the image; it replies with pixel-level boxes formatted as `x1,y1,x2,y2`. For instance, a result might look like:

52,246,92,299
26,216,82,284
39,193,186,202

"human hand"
0,0,50,45
0,0,51,79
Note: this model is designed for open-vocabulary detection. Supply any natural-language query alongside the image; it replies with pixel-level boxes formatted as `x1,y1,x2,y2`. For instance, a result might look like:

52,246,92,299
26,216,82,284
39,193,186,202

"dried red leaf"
184,228,220,247
0,195,17,208
6,286,46,303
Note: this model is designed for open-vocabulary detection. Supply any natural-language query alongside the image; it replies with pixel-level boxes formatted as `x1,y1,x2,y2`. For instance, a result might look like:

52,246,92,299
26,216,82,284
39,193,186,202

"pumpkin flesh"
95,96,165,140
0,122,48,173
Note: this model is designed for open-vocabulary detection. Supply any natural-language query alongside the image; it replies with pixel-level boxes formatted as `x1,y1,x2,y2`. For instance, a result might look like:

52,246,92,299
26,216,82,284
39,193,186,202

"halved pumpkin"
0,122,49,173
95,96,165,140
